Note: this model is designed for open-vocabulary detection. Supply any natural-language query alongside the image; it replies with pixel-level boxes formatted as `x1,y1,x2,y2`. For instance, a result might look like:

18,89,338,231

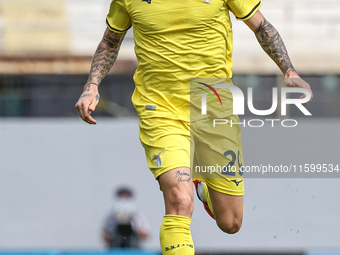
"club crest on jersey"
152,149,164,167
142,0,151,4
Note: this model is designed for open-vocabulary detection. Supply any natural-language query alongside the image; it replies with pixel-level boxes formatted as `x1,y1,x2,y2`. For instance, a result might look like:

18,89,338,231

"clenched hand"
284,76,313,105
75,83,100,124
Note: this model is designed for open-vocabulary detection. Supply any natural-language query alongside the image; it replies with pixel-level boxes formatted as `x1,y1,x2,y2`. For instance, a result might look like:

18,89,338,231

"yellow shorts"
139,115,244,196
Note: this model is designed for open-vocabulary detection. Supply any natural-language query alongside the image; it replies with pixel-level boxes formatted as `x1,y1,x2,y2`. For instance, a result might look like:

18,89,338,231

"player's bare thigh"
158,167,194,218
209,187,244,234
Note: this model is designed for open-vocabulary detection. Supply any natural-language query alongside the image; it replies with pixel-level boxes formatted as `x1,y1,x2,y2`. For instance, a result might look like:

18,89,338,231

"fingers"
300,82,313,105
299,93,309,106
89,93,100,112
285,77,313,105
75,99,97,125
75,88,100,125
284,78,294,87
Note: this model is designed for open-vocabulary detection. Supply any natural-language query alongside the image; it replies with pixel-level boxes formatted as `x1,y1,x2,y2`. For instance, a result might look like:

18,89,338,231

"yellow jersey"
106,0,261,120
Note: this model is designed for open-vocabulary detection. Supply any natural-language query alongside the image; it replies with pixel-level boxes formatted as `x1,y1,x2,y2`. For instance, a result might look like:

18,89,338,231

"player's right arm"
75,28,126,124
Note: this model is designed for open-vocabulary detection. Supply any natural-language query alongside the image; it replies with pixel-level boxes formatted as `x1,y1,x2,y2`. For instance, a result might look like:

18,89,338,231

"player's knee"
216,216,242,234
167,191,194,216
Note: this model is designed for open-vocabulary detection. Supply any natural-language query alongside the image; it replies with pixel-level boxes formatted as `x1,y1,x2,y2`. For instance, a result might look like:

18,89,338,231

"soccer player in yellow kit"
75,0,313,254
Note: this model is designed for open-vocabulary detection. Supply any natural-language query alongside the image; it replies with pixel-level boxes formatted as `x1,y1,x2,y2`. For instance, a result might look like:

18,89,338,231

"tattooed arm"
245,12,296,77
75,28,126,124
245,11,313,104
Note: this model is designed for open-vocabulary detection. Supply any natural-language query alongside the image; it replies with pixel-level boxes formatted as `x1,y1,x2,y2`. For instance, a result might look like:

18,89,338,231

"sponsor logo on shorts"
152,149,164,167
142,0,151,4
231,179,243,186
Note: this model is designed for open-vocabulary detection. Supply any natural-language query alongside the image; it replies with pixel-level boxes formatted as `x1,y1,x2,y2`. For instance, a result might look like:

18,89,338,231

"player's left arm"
244,11,313,104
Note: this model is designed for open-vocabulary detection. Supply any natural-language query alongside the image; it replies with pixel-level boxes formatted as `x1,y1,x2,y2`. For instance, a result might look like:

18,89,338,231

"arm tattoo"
255,19,296,75
96,94,100,101
86,29,126,86
84,82,98,88
80,93,92,99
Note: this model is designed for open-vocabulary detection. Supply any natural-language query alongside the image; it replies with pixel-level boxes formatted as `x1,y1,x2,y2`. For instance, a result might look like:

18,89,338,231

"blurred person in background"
102,187,149,249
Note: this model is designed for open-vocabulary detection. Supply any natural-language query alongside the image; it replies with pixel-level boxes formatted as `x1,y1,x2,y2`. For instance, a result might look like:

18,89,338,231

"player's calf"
158,168,195,254
215,215,243,234
208,187,244,234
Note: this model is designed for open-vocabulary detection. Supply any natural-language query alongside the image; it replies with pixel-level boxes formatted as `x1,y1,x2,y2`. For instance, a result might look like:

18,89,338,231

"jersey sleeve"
226,0,262,21
106,0,132,33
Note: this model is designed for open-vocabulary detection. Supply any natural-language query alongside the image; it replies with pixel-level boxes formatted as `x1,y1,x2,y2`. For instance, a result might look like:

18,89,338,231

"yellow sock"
202,183,214,215
160,215,195,255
